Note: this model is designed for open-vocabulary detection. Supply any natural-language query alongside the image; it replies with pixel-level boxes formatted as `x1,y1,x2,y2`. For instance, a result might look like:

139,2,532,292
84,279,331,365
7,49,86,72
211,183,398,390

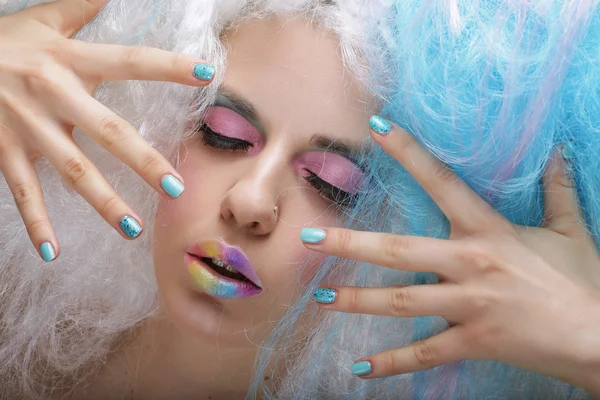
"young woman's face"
153,17,372,347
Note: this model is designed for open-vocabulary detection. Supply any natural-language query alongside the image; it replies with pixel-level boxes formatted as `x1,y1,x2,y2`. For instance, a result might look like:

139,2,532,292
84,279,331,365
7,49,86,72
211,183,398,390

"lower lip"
184,253,263,299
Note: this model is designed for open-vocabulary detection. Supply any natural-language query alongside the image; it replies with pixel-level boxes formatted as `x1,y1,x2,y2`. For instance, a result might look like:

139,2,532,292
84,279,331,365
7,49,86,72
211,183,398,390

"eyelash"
304,170,357,208
199,124,253,152
199,124,356,208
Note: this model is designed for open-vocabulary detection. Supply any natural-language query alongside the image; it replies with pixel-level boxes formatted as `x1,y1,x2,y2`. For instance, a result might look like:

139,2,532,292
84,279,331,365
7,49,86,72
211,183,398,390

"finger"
300,227,462,278
351,327,468,378
64,41,215,86
0,142,59,262
369,116,504,231
6,97,144,240
47,85,185,200
23,0,109,37
42,129,145,240
312,284,464,320
542,144,588,238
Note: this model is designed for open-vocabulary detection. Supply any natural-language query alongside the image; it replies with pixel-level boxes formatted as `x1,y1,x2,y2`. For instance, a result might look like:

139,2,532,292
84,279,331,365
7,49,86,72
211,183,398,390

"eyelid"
203,106,264,153
215,94,264,133
296,152,365,194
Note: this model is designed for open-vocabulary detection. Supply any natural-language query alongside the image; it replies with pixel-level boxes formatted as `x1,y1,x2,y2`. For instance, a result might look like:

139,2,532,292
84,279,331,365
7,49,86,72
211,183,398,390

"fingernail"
351,361,372,376
193,63,215,81
39,242,56,262
300,228,326,244
161,174,185,199
560,142,575,177
313,288,337,304
119,216,142,239
561,142,574,161
369,115,392,135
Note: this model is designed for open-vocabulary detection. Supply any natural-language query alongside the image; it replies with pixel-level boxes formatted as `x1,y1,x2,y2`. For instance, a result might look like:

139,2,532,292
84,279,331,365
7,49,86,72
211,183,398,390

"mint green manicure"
351,361,372,376
193,63,215,81
161,174,185,199
369,115,392,135
300,228,326,244
313,288,336,304
40,242,55,262
562,142,574,160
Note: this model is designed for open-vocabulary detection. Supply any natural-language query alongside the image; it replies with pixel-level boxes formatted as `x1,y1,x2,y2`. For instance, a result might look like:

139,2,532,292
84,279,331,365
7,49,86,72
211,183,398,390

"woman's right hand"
0,0,215,261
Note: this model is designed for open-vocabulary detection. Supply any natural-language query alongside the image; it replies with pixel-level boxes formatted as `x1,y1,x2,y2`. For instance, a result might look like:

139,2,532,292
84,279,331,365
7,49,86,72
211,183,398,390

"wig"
0,0,598,399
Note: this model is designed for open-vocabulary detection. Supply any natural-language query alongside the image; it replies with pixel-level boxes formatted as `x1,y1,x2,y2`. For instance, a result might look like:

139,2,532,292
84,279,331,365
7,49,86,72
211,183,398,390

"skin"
72,16,372,400
0,0,210,252
3,1,600,399
305,122,600,397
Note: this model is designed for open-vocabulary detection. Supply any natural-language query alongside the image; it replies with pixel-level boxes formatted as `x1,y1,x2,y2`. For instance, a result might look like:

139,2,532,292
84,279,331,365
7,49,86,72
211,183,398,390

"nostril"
250,221,260,229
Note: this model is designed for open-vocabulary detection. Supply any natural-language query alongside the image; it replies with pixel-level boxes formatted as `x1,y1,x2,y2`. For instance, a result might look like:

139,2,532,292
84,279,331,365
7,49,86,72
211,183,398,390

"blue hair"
250,1,599,398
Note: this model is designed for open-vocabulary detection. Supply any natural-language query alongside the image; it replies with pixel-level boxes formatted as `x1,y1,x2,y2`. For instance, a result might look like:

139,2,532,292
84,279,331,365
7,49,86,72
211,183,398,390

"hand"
301,118,600,395
0,0,215,261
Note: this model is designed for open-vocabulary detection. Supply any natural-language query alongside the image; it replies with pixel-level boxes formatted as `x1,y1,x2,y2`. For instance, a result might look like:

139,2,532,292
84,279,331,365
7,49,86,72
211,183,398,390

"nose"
220,168,280,236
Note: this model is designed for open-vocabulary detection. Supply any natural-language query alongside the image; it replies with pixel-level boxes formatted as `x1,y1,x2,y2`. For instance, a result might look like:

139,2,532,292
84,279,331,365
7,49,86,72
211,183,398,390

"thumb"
22,0,109,38
542,143,587,238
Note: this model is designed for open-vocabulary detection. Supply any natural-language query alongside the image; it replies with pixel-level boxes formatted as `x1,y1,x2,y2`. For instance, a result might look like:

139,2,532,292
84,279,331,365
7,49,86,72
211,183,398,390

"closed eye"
199,124,253,152
304,170,358,208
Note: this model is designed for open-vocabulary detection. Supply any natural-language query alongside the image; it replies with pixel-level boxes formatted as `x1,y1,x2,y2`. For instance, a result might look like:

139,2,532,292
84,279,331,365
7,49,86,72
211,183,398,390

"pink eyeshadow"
295,152,364,193
204,106,263,152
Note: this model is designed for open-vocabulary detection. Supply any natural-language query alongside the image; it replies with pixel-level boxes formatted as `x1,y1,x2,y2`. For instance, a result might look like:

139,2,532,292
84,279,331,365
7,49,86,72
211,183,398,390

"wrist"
572,297,600,396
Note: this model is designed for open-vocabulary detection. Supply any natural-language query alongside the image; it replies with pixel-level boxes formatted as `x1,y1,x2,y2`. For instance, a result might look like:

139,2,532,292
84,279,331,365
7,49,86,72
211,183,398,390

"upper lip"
186,239,263,288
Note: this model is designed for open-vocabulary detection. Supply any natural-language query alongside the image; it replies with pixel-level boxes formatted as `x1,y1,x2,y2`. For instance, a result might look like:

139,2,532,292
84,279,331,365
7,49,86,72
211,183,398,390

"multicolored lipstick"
185,240,263,299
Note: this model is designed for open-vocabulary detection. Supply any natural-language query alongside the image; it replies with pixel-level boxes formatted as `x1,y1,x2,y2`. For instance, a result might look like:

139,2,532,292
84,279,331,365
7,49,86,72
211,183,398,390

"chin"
156,272,272,348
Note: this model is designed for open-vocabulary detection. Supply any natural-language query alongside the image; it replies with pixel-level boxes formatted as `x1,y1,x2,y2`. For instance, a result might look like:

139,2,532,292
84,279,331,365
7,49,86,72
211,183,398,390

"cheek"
155,148,209,226
269,213,339,286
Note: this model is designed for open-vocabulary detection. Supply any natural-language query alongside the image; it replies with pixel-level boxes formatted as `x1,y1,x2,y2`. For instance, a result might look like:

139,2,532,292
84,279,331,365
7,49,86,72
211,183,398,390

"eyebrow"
216,85,368,162
217,86,261,123
308,134,365,163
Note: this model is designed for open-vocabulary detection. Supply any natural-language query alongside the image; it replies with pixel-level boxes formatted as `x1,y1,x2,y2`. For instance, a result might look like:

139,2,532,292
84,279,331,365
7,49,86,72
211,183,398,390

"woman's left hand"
301,118,600,394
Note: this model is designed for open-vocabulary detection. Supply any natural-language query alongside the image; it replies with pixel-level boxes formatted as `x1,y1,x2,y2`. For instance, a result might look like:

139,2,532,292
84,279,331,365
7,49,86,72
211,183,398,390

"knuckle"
458,245,504,275
123,46,148,68
25,62,59,93
63,157,89,187
389,287,411,316
139,151,164,177
25,218,46,234
98,195,121,217
553,172,575,190
382,234,410,260
97,116,130,148
335,229,353,254
346,288,361,312
12,183,36,207
472,252,503,275
413,341,437,367
384,352,400,374
397,131,417,151
45,38,74,61
170,53,188,72
464,285,499,313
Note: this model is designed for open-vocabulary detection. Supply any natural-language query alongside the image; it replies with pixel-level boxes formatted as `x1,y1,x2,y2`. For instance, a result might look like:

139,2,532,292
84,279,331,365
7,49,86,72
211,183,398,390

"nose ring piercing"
273,206,279,218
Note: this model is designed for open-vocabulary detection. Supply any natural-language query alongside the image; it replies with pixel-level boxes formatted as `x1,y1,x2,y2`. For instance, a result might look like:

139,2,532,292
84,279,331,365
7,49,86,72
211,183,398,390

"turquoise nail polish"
119,216,142,239
562,142,574,160
161,174,185,199
300,228,326,244
351,361,372,376
313,288,336,304
39,242,55,262
369,115,392,135
193,63,215,81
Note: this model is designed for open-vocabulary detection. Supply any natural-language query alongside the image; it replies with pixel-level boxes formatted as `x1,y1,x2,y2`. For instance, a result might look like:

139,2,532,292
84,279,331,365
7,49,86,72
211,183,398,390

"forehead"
220,17,372,146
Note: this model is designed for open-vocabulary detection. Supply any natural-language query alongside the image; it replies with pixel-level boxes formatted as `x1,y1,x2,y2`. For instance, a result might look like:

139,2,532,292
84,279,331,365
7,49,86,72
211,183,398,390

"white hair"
0,0,385,398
